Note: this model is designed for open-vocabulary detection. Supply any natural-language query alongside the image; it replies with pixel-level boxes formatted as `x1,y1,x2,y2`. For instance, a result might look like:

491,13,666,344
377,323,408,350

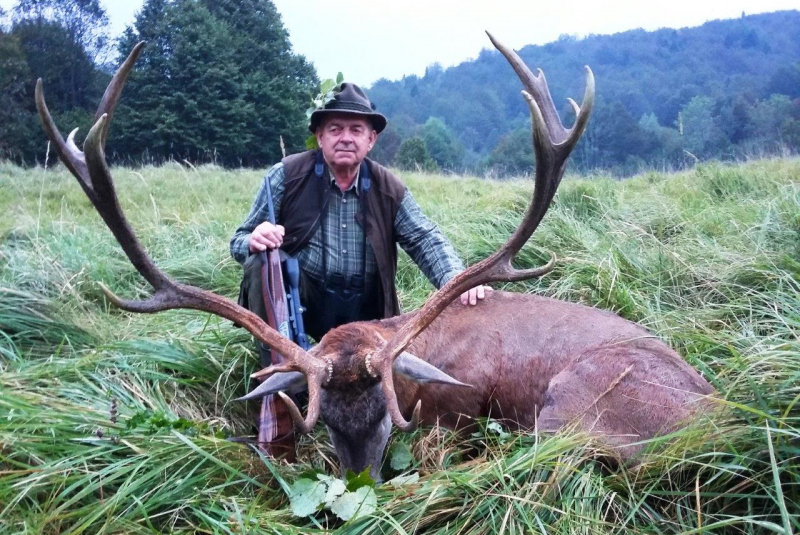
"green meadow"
1,158,798,533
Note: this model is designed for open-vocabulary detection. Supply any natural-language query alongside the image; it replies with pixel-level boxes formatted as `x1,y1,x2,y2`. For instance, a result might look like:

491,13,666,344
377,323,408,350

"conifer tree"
200,0,317,162
395,136,438,172
422,117,464,172
0,29,38,162
112,0,316,166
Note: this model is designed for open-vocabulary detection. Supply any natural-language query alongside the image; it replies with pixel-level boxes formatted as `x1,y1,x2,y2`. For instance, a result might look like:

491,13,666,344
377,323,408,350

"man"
230,83,488,349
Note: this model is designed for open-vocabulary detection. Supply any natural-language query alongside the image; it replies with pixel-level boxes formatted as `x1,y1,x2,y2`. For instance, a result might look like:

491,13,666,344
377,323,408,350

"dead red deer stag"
37,34,714,481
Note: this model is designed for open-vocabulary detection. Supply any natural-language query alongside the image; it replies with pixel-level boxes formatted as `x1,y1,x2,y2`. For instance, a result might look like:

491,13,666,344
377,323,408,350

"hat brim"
309,109,387,134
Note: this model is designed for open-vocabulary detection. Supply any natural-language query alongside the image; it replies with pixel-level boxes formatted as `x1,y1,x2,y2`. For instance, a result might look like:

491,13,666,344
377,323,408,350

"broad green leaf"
487,420,510,440
336,72,344,84
320,79,335,94
330,486,377,521
389,441,414,470
299,468,327,480
288,478,326,518
345,467,375,491
320,475,347,507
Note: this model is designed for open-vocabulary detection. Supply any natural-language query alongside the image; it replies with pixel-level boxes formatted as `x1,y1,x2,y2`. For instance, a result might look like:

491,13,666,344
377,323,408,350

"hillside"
1,158,798,532
368,11,800,175
4,6,798,173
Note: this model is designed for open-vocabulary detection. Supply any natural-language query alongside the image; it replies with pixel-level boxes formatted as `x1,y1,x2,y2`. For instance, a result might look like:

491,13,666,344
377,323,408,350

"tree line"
370,10,800,176
0,0,316,167
1,3,798,175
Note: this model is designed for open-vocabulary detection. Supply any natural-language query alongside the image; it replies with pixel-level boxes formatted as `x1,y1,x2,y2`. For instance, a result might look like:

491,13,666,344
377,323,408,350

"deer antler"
375,32,595,431
35,43,328,433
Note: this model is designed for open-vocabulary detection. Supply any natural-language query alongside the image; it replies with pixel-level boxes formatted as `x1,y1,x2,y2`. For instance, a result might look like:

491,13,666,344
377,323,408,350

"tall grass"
1,158,798,533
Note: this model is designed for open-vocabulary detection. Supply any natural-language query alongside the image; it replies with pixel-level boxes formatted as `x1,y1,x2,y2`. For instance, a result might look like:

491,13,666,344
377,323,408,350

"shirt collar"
328,164,361,195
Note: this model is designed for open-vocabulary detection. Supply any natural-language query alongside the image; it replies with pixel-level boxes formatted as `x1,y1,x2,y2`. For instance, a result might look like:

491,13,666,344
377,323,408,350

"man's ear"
368,129,378,151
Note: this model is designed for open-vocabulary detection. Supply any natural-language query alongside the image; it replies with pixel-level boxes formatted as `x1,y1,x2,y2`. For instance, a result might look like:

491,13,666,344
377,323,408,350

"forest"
0,0,317,167
369,10,800,176
1,2,799,175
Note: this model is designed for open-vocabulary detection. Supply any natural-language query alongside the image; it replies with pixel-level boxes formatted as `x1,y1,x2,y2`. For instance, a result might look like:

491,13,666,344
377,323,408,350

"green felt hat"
308,83,387,134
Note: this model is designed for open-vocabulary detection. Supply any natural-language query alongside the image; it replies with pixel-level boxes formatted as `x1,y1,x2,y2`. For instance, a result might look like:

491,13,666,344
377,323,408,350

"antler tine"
34,43,146,198
35,81,89,189
567,66,595,146
277,371,324,433
375,33,595,430
486,31,568,143
94,41,145,148
37,44,327,423
382,365,422,431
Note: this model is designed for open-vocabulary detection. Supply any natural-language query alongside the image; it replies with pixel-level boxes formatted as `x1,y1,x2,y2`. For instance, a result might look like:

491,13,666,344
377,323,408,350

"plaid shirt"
230,163,464,289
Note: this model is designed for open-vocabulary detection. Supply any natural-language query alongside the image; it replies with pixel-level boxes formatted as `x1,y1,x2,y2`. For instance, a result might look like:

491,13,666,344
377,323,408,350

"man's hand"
460,285,493,306
248,222,285,252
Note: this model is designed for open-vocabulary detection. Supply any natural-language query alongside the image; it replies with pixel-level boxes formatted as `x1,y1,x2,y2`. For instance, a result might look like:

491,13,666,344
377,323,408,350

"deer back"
388,291,706,431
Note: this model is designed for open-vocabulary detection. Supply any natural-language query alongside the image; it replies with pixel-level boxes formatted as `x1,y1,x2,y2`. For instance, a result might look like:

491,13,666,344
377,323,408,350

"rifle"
254,177,297,460
283,256,310,351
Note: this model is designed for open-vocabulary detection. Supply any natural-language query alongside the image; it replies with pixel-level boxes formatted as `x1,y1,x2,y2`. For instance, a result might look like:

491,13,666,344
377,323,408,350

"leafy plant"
306,73,345,120
288,469,377,521
389,441,414,471
305,72,344,149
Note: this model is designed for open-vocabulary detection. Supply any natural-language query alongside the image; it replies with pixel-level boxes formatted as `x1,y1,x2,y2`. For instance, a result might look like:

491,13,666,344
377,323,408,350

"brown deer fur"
318,291,714,461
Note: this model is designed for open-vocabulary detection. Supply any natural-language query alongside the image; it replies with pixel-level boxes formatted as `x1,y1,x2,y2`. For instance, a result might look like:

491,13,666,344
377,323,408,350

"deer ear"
235,371,307,401
394,352,472,387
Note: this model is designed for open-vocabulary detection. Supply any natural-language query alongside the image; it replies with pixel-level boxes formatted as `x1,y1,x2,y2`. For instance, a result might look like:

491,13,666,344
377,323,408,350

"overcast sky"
3,0,799,85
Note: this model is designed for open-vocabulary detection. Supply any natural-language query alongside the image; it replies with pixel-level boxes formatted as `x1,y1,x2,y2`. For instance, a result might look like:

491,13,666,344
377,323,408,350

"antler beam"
377,32,595,430
35,42,327,433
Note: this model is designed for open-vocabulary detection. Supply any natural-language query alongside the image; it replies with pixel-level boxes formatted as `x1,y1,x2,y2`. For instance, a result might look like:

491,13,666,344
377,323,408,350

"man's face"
316,114,377,170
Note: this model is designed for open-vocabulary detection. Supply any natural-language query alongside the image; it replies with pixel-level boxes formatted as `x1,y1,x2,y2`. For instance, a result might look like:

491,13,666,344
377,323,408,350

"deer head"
36,33,594,480
239,322,471,477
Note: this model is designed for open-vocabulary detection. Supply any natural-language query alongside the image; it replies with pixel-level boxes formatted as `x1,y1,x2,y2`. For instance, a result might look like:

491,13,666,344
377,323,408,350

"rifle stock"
256,163,295,459
256,248,296,460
